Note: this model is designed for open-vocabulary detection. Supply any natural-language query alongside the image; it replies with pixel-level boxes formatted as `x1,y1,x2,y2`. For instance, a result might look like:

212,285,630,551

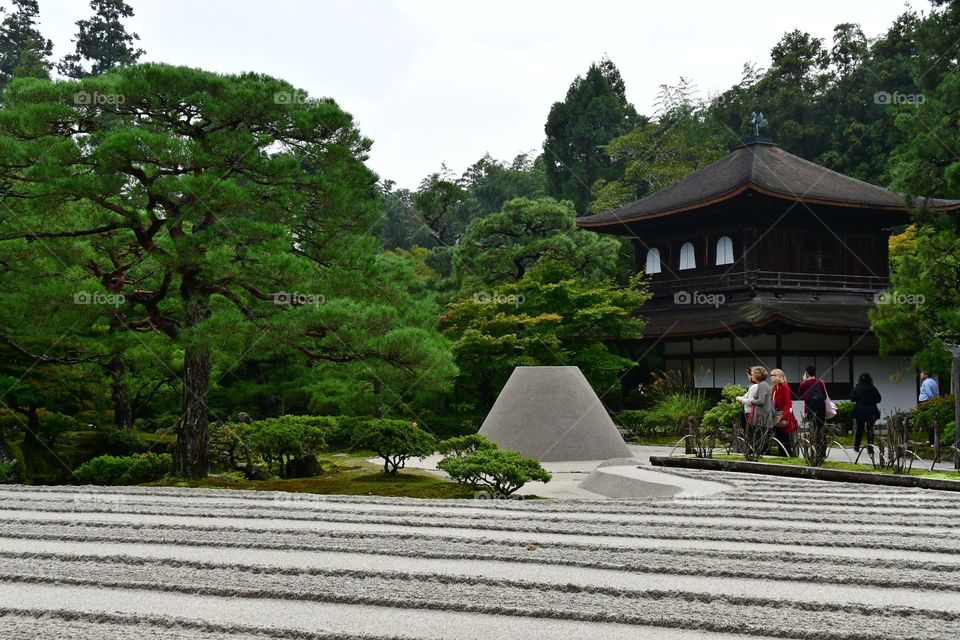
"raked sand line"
3,523,960,585
7,487,960,525
3,560,958,639
1,543,957,610
0,584,779,640
2,497,957,532
2,513,958,562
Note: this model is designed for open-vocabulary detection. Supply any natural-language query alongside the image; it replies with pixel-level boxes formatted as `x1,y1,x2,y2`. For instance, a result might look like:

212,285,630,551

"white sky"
34,0,913,189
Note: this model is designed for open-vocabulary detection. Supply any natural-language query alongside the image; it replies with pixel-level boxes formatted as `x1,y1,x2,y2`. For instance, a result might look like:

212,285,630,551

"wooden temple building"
577,136,960,412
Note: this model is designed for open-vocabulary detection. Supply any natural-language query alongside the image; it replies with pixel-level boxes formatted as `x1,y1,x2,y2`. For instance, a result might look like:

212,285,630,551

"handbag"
825,385,838,420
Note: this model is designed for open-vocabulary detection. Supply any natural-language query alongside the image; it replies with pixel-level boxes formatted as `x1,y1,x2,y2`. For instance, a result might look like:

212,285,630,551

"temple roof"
577,140,960,229
641,297,874,339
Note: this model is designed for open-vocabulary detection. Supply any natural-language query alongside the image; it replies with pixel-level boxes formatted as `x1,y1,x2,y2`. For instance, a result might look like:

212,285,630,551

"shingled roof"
577,139,960,228
641,297,874,338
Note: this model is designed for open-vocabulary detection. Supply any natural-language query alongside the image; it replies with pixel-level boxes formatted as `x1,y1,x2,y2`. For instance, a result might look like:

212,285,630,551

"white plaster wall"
851,355,916,415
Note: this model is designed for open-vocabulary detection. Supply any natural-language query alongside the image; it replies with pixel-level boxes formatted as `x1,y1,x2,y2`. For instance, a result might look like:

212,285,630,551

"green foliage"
617,392,713,439
454,197,620,290
654,393,712,436
870,224,960,373
353,419,437,474
244,416,327,478
91,428,149,455
74,452,172,485
702,384,749,432
0,63,386,477
0,0,52,91
544,57,644,213
58,0,144,78
591,88,727,213
437,445,550,496
913,396,955,434
0,458,16,483
436,434,497,457
833,401,855,433
442,262,649,410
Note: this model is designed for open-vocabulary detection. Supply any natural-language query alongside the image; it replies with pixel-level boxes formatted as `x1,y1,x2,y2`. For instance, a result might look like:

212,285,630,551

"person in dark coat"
850,372,882,453
799,365,827,431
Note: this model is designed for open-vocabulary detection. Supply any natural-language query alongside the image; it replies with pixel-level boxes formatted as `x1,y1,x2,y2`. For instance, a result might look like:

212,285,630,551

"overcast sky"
35,0,913,189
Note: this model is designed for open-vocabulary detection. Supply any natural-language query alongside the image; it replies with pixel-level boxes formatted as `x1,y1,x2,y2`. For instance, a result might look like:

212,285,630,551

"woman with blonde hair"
770,368,797,456
737,366,774,458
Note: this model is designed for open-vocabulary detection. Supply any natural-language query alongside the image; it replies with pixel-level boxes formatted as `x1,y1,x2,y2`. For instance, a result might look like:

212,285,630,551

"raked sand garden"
0,464,958,640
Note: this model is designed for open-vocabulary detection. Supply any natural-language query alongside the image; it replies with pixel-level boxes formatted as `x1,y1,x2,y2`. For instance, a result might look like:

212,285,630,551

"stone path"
0,472,958,639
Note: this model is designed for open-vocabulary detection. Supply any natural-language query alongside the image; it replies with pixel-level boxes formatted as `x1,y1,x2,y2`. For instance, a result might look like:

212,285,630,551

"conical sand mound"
478,366,631,462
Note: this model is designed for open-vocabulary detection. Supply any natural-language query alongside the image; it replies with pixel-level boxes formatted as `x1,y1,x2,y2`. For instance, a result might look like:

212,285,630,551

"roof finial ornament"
751,111,768,136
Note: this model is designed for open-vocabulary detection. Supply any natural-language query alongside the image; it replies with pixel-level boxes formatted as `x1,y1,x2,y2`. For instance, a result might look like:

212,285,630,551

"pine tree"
543,58,643,214
58,0,144,78
0,0,52,92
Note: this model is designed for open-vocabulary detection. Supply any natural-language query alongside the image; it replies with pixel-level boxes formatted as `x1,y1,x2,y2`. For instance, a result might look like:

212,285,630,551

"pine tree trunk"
109,355,133,430
174,287,211,478
952,346,960,470
374,378,384,419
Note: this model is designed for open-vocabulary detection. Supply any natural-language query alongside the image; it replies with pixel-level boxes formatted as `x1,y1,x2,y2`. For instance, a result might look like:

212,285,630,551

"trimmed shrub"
613,410,657,437
913,395,955,436
245,416,327,478
417,415,483,440
74,452,172,485
437,434,497,457
354,419,436,474
437,447,551,496
208,422,250,471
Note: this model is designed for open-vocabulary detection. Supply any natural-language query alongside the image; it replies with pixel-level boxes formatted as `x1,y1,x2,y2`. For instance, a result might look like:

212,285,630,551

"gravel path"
0,469,958,639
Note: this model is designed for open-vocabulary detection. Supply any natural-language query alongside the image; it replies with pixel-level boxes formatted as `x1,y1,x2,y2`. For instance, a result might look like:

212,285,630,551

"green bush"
702,384,748,433
354,419,436,474
437,434,497,457
91,429,149,456
208,421,251,471
417,414,483,440
245,416,327,478
945,421,956,448
833,401,855,433
437,447,551,496
613,409,659,438
74,452,172,485
615,393,710,439
0,409,80,443
913,395,955,436
0,458,17,483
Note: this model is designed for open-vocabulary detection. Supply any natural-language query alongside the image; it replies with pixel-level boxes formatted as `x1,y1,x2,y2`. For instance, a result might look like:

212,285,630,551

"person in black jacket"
851,372,882,453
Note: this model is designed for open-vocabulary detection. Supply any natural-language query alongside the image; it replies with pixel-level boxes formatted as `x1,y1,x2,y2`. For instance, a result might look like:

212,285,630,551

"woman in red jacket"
770,368,797,456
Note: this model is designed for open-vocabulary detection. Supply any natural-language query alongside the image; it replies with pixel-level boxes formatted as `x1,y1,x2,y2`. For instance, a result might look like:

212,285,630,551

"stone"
478,366,631,462
243,464,272,481
285,454,323,478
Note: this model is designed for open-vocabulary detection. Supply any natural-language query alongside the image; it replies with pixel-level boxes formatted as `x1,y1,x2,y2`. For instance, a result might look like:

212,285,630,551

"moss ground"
147,450,475,499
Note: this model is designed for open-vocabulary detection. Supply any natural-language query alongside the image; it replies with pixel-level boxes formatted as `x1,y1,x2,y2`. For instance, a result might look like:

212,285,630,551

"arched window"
645,248,662,274
679,242,696,270
715,236,734,265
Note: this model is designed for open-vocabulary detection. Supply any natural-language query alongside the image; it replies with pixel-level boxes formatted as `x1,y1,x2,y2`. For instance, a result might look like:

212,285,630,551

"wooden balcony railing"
649,270,889,296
